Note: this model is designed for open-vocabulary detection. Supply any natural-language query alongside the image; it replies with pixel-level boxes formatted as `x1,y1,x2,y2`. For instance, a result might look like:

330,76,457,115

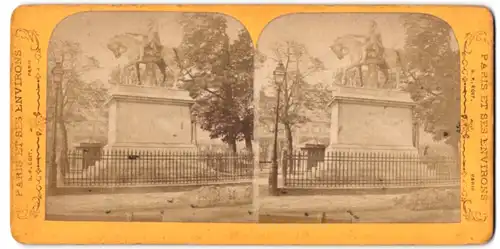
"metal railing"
63,149,254,187
282,151,459,189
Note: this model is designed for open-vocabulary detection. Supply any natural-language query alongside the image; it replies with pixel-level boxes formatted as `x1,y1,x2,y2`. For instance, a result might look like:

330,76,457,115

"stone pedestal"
105,84,197,151
327,85,418,154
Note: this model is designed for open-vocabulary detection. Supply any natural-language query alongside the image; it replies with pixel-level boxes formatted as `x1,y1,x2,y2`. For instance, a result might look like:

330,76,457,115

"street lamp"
269,62,286,196
49,61,63,195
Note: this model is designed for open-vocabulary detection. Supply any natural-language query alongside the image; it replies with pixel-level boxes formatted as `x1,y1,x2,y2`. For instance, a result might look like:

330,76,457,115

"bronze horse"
330,35,403,88
107,33,169,85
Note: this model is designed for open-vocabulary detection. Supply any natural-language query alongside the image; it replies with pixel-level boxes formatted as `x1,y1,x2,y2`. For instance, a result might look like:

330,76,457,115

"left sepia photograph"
45,12,256,223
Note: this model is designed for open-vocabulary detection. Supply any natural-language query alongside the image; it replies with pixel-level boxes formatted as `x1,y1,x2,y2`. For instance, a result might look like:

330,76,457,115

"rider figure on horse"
107,20,171,86
143,20,163,61
361,21,384,63
126,20,163,62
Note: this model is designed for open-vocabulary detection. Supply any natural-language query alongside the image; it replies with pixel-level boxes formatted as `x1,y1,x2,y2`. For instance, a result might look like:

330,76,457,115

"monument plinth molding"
105,84,197,151
327,85,419,154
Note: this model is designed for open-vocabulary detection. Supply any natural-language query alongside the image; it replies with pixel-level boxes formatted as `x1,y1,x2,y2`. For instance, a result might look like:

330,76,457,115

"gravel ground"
47,204,256,223
258,187,460,223
259,209,460,223
47,182,459,223
46,192,187,215
259,194,399,214
46,185,256,223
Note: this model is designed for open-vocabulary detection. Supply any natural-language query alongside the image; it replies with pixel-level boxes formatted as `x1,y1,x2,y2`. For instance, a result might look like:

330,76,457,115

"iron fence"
63,149,254,187
283,151,459,188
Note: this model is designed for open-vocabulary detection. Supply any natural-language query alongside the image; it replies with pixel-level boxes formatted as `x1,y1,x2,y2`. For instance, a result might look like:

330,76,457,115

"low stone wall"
393,188,460,211
177,184,253,208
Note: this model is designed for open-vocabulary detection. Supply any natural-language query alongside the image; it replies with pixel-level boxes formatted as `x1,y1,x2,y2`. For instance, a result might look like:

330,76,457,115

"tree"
400,14,460,155
259,41,329,161
48,40,108,175
174,14,254,153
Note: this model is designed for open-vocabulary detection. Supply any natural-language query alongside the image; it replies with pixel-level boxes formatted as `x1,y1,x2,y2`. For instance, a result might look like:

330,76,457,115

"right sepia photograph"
256,13,460,223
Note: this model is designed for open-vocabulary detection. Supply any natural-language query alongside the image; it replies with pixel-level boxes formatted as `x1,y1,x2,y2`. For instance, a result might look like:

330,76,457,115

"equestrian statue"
330,21,403,89
106,20,170,86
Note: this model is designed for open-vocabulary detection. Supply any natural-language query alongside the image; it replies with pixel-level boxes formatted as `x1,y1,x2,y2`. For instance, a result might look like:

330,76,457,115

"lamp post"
269,62,285,196
49,62,63,195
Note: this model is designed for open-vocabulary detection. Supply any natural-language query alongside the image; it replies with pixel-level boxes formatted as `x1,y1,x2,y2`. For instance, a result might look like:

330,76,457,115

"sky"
52,12,459,88
255,13,459,92
51,11,245,146
50,11,244,83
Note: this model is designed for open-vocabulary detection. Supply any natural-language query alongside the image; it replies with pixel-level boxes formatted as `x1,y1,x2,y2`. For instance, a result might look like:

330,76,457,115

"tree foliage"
48,40,109,172
259,41,330,152
400,14,460,151
174,14,254,152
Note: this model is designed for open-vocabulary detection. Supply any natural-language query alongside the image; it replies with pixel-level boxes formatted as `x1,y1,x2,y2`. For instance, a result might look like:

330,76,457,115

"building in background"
258,110,330,162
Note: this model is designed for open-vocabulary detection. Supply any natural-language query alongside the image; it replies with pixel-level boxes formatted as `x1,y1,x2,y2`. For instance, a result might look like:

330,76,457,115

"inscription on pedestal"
106,85,196,150
328,86,417,152
338,103,413,146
